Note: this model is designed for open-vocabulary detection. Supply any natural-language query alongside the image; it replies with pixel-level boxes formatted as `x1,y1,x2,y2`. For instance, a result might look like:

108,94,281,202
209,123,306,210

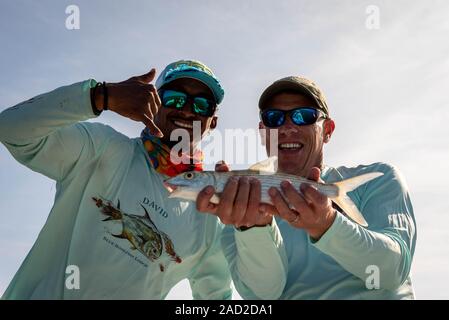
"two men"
0,60,232,299
198,76,417,299
1,60,416,299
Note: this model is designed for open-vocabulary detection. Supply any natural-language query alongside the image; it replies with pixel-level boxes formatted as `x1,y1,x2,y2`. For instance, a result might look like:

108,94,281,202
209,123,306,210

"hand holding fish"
165,157,383,231
268,167,336,240
196,162,274,228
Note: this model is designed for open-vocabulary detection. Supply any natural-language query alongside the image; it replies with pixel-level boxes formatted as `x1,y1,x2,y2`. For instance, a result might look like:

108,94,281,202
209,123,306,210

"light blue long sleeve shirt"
222,163,416,299
0,80,232,299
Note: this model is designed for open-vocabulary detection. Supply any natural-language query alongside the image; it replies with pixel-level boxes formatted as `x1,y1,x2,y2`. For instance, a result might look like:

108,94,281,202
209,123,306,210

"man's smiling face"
260,92,335,176
154,78,217,148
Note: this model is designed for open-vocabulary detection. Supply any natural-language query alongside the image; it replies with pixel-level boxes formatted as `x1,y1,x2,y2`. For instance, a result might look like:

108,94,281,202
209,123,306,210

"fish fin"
138,235,147,242
140,204,152,220
248,156,277,174
102,217,112,222
332,172,384,227
92,197,103,207
112,233,126,239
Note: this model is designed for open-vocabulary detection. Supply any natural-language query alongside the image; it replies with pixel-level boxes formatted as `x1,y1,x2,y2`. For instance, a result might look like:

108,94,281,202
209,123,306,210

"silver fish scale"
212,171,339,203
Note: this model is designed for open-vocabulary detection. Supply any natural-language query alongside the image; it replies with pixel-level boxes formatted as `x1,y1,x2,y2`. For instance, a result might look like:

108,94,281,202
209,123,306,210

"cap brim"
157,71,224,104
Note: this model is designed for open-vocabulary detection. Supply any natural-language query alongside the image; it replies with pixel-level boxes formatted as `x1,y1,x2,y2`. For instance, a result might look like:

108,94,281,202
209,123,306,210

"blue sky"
1,0,449,299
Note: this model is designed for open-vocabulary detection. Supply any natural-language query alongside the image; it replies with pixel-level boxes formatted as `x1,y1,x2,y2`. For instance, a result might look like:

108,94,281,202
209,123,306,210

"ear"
209,116,218,130
258,121,266,146
323,118,335,143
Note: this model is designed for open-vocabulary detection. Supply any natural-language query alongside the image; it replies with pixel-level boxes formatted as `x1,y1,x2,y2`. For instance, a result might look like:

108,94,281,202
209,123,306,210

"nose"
175,103,198,120
177,100,201,119
279,117,300,136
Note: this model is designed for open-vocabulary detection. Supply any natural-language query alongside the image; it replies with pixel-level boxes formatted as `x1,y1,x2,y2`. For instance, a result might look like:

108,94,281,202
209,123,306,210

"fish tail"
332,172,383,227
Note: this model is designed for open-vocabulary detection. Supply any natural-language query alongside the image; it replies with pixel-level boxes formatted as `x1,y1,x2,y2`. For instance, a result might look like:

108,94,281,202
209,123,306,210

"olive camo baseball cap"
258,76,329,116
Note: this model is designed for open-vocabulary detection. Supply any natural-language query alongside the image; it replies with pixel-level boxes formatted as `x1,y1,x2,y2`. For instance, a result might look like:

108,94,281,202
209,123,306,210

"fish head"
143,238,163,261
164,171,214,190
164,171,216,202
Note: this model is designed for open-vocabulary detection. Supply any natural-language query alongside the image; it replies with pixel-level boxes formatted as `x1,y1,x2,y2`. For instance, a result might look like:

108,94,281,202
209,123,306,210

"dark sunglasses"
260,107,327,128
160,89,217,117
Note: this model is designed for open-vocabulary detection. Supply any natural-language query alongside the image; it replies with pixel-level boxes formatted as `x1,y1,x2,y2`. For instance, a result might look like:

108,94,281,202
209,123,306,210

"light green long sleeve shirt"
222,163,416,299
0,80,232,300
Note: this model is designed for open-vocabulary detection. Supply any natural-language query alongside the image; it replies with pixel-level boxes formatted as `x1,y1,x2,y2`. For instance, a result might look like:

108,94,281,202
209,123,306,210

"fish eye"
185,172,194,179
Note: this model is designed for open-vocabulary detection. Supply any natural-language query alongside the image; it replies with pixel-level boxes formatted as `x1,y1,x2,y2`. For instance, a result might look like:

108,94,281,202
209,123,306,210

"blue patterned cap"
156,60,224,104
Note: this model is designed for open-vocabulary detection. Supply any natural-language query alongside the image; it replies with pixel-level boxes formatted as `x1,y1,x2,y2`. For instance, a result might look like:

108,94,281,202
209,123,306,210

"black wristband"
103,81,108,111
236,226,252,231
90,82,103,116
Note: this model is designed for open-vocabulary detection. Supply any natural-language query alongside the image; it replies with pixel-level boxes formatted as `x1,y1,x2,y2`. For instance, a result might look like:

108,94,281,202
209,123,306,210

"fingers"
144,86,161,137
300,184,328,208
302,167,328,208
241,178,261,227
216,177,239,224
148,92,158,120
307,167,321,182
268,186,298,223
148,85,162,109
141,115,163,137
281,181,310,211
197,176,266,228
232,178,251,226
196,186,218,214
215,160,230,172
141,86,161,137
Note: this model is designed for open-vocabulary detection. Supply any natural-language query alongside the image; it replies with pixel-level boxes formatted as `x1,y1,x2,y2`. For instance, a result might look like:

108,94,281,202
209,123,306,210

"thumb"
307,167,321,182
134,68,157,83
215,160,230,172
259,203,278,216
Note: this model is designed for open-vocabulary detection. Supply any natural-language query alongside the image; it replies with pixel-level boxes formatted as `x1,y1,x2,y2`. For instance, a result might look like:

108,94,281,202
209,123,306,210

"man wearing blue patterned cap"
0,60,231,299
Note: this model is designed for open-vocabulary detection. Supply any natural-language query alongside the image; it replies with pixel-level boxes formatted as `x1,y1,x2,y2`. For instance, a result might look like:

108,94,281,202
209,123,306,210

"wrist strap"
102,81,108,111
91,82,103,115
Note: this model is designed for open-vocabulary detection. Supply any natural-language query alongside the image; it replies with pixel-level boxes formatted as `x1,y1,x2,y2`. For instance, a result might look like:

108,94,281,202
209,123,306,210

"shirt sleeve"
313,163,417,291
0,80,119,182
220,218,288,299
188,217,233,300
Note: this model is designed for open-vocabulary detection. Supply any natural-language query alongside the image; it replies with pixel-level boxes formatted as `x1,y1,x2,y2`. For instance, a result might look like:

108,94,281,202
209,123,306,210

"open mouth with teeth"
171,119,195,130
278,143,304,151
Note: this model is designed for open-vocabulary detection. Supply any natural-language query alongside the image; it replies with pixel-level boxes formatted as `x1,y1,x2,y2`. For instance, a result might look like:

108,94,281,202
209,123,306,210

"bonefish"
164,157,383,227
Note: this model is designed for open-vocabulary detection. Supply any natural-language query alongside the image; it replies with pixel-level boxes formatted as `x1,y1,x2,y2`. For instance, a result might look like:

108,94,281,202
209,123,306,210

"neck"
161,137,201,156
141,130,204,176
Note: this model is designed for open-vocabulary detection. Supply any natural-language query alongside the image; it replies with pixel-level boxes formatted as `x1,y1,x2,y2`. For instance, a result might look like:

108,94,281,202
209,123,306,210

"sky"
1,0,449,299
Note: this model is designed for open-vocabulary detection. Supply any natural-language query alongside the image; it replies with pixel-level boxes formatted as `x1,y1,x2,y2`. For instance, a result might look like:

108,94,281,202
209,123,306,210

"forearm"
313,212,411,290
221,219,288,299
0,80,98,145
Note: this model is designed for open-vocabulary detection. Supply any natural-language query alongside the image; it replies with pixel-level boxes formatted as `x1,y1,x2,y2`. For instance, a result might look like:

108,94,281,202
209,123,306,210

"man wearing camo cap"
198,75,417,299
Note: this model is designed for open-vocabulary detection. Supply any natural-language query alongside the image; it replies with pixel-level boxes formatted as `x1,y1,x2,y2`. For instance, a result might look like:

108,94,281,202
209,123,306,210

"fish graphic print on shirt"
92,197,182,272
